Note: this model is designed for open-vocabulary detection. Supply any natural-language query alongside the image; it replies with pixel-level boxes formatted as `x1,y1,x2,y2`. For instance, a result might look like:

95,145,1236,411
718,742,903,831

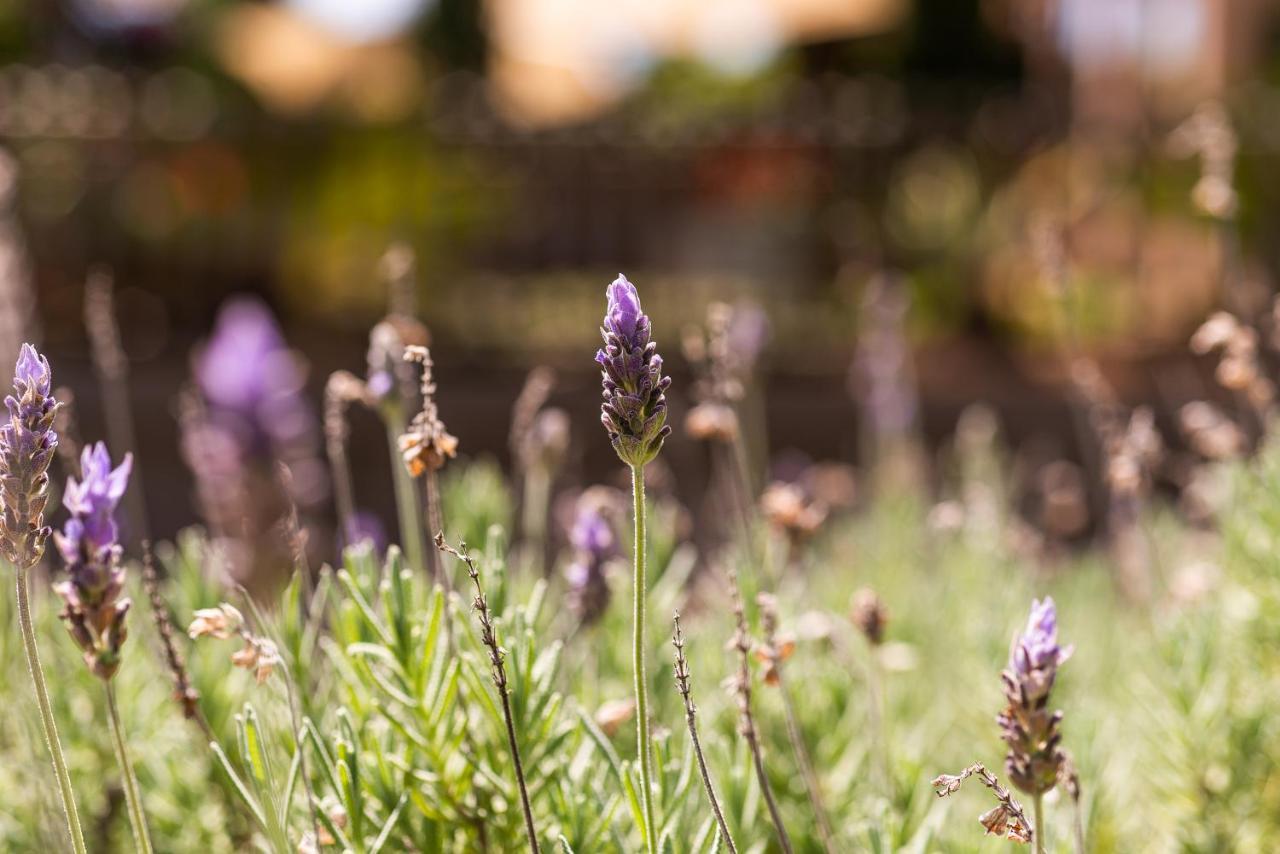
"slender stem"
774,668,837,852
631,465,657,854
865,649,890,798
760,594,836,852
498,664,539,854
1071,800,1085,854
672,614,737,854
438,537,539,853
728,573,792,854
15,568,88,854
1034,794,1046,854
105,683,153,853
423,469,447,588
386,415,427,572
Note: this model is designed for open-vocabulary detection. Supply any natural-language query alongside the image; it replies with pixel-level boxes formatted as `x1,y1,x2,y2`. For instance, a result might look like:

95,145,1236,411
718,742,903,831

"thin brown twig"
436,534,540,854
140,541,214,743
932,763,1033,845
758,593,837,853
672,613,737,854
727,570,792,854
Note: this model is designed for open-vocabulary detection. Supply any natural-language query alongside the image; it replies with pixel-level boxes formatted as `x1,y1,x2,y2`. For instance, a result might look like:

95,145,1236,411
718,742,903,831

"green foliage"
4,450,1280,850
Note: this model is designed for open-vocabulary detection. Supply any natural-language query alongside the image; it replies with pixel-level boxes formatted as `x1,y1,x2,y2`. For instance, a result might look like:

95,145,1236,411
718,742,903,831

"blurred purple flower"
53,441,132,680
196,297,311,450
596,275,671,468
564,500,616,625
0,343,59,568
341,510,388,555
58,442,132,563
570,504,615,560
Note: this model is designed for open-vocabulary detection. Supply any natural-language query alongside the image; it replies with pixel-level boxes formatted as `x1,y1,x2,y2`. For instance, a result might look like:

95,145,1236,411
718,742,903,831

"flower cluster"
53,442,133,680
998,597,1072,796
596,275,671,468
0,344,59,569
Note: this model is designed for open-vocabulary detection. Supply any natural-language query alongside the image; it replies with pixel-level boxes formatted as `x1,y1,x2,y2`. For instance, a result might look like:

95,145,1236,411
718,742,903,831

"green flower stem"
631,465,657,854
106,683,153,853
386,416,427,573
15,567,88,854
1034,794,1046,854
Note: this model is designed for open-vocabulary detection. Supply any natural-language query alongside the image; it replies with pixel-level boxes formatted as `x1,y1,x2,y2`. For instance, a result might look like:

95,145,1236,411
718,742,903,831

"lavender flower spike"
999,597,1072,797
4,345,89,854
54,441,133,680
0,343,60,568
597,275,672,468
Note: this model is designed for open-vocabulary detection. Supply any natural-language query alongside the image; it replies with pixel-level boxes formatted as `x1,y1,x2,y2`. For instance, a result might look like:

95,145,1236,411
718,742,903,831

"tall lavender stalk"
53,441,153,852
0,344,87,854
596,275,671,853
932,597,1071,848
1000,598,1073,853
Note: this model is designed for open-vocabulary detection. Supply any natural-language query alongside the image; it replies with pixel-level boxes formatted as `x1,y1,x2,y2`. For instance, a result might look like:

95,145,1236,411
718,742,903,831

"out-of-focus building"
485,0,908,126
1014,0,1274,128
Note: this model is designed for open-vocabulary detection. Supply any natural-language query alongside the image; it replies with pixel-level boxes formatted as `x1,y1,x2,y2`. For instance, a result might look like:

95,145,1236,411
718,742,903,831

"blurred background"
3,0,1280,543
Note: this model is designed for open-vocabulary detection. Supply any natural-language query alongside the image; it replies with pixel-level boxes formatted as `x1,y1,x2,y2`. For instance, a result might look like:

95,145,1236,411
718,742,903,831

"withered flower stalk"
436,535,540,854
727,571,792,854
758,593,837,853
932,763,1032,845
672,613,737,854
140,541,212,741
401,346,458,585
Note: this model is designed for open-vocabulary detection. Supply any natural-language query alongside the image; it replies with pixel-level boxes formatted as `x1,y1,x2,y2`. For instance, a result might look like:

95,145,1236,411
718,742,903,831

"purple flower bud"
1011,597,1072,679
0,343,59,569
604,278,646,345
53,441,133,680
596,275,671,467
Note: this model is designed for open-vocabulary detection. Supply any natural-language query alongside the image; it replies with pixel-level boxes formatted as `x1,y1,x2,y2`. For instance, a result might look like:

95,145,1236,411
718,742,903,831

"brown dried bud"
850,588,888,645
684,401,739,442
188,604,244,640
594,698,635,737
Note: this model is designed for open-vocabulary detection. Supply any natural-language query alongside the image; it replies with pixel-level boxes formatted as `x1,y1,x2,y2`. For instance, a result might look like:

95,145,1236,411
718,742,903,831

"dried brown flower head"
760,482,827,540
188,604,244,640
850,588,888,646
594,698,636,737
399,346,458,476
684,401,739,442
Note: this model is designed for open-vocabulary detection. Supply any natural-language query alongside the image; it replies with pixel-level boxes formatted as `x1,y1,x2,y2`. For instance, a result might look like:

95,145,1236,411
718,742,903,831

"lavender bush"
6,289,1280,854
